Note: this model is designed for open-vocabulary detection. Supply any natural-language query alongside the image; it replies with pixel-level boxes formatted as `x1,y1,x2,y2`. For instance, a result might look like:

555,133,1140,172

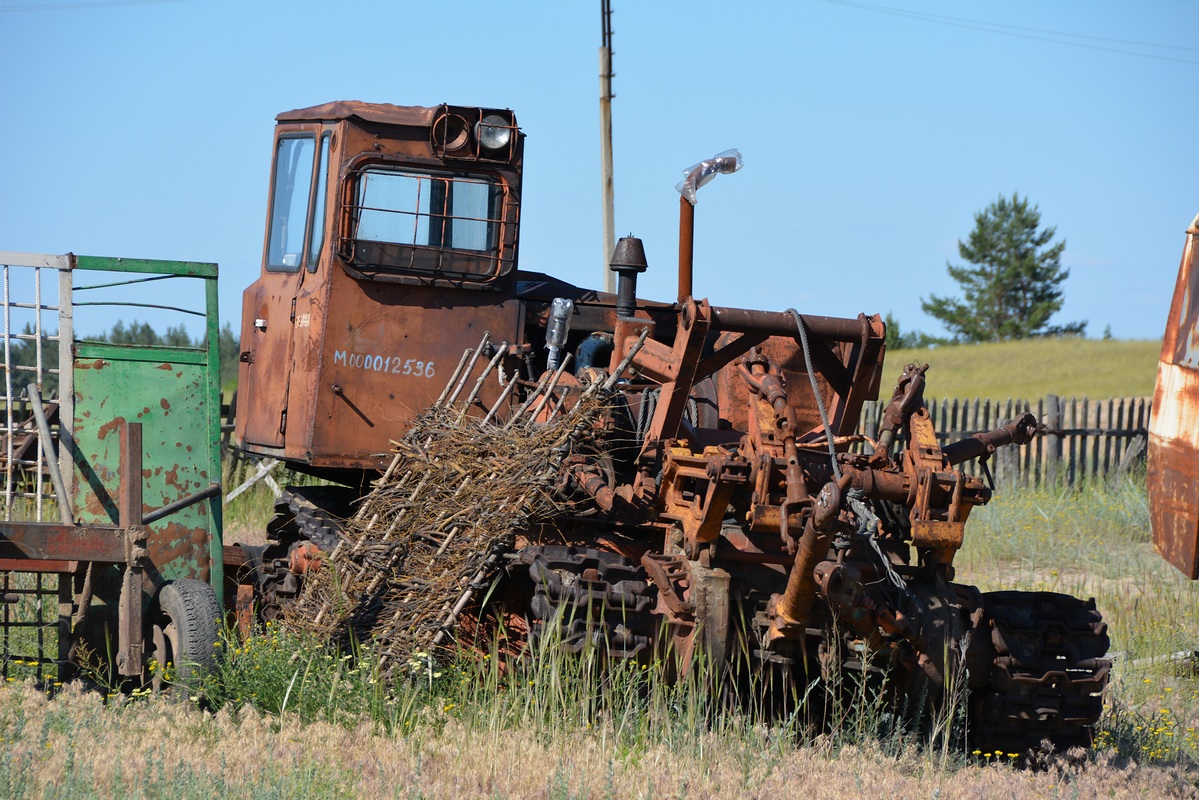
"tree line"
7,320,240,395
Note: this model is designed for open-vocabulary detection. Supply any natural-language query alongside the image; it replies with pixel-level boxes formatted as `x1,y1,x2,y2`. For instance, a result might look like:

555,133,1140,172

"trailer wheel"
149,579,222,690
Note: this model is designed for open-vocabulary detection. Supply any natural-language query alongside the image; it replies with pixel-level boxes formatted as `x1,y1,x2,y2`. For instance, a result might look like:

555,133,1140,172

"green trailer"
0,252,223,686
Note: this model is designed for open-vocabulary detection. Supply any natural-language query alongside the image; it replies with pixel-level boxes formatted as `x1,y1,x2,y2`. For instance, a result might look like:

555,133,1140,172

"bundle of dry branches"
283,331,646,674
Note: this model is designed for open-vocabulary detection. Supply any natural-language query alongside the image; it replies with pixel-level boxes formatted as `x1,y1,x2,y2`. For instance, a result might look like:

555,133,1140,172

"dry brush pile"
284,333,646,674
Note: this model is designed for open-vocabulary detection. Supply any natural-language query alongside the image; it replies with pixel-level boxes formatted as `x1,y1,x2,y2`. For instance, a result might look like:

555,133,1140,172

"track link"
508,546,657,661
973,591,1111,752
269,485,358,552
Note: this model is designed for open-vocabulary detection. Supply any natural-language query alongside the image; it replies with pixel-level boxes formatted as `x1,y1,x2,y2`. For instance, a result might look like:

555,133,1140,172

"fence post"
862,400,878,445
1045,394,1062,487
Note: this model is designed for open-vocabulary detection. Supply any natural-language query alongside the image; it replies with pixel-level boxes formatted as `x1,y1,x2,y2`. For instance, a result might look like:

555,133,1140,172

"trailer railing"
0,251,222,684
0,253,72,522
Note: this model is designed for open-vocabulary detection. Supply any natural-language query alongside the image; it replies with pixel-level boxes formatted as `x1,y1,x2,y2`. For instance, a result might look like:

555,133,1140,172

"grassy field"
883,337,1161,399
2,475,1199,797
0,336,1186,797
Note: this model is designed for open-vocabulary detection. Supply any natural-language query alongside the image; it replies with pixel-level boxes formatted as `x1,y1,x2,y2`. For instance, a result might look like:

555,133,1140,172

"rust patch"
96,416,127,441
156,363,173,370
1150,436,1199,579
147,520,210,580
84,492,106,517
1151,362,1199,445
160,398,171,411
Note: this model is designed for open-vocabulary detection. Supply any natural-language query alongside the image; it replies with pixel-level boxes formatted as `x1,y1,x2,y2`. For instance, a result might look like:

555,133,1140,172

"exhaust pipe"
675,149,743,302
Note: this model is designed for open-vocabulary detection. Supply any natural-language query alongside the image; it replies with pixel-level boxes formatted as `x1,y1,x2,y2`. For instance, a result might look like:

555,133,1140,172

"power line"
821,0,1199,66
1,0,189,12
898,5,1199,52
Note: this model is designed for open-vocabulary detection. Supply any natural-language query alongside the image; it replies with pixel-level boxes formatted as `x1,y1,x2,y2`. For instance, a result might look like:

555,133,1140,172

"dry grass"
884,337,1160,399
4,475,1190,797
0,682,1196,799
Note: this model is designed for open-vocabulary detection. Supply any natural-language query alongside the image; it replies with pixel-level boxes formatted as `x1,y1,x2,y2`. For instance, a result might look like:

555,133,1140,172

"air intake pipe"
609,235,648,321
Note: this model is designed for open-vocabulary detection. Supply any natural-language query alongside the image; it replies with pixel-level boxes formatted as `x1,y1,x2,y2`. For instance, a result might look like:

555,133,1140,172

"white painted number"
333,349,437,379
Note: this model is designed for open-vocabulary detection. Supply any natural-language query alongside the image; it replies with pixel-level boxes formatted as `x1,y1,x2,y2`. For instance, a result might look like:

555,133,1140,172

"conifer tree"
922,194,1085,341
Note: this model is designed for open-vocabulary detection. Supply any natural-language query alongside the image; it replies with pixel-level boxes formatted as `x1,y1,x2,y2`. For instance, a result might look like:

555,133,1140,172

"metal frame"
0,252,222,679
0,252,72,522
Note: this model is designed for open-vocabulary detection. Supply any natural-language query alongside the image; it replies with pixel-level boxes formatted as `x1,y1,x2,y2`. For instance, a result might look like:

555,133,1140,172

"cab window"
354,169,499,252
342,166,509,282
306,133,331,271
266,135,316,271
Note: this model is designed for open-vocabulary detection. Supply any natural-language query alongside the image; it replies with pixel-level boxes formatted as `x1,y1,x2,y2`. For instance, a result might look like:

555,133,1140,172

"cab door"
239,128,328,448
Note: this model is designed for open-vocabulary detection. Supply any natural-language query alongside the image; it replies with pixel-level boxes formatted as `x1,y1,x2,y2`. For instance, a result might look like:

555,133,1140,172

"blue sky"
1,0,1194,341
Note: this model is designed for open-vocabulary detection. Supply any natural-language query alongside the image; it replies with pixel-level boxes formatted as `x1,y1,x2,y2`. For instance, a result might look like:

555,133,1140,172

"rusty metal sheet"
276,270,523,471
238,271,299,448
1163,227,1199,369
70,345,216,583
1149,434,1199,579
276,101,437,127
910,519,964,551
1150,360,1199,578
1150,220,1199,579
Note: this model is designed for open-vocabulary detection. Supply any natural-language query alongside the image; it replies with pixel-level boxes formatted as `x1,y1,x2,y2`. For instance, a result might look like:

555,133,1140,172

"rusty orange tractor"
231,101,1109,752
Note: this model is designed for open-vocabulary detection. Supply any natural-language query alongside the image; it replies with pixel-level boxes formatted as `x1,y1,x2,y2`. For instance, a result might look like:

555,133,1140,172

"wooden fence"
856,395,1152,488
217,394,1151,495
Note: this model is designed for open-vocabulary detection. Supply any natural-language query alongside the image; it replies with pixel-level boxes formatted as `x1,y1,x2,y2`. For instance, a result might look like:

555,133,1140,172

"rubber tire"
154,579,222,684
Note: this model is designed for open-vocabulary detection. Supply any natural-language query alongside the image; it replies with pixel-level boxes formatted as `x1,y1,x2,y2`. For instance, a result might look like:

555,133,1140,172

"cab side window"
266,136,316,271
307,133,332,271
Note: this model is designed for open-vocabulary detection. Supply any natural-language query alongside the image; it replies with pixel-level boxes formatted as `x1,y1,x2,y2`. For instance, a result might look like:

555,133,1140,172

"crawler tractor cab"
237,102,527,474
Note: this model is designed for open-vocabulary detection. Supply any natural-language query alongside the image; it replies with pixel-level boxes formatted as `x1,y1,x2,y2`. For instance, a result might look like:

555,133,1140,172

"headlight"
433,113,471,156
476,114,512,152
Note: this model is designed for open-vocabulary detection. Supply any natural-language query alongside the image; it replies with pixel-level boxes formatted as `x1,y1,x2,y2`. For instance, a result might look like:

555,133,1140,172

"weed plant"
201,607,978,780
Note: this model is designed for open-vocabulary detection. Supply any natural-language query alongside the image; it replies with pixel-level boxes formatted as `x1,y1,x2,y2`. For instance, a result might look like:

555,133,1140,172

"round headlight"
433,113,471,155
476,114,512,152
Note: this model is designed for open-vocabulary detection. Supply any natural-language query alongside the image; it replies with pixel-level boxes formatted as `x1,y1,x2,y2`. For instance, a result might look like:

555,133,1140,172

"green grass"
208,476,1199,773
883,338,1161,399
208,476,1199,767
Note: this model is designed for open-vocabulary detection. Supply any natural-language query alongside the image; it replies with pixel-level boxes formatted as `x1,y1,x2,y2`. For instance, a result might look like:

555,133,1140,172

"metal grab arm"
941,412,1039,466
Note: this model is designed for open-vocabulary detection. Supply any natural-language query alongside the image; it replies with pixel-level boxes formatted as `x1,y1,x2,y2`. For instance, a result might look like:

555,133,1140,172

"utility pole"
599,0,616,293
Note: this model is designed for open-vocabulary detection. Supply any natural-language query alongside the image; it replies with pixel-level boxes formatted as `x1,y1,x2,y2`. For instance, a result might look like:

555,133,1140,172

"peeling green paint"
67,257,222,606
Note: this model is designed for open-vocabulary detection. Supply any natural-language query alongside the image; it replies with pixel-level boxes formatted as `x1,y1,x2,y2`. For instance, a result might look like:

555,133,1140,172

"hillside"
881,337,1161,400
